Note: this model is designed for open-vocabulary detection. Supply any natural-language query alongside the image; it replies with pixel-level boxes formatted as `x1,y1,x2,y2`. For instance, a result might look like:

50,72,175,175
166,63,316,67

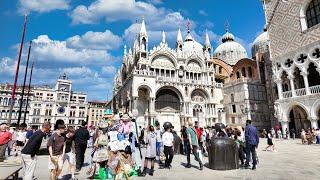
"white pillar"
288,75,296,97
302,71,311,95
309,117,319,129
276,79,283,99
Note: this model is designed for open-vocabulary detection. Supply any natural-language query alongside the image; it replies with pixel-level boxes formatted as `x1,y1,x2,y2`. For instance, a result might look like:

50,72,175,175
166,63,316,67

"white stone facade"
110,20,275,132
111,21,225,132
0,74,88,129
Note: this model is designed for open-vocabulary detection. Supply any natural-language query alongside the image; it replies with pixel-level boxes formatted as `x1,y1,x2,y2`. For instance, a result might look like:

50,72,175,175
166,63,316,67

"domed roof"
182,31,203,55
213,31,248,65
221,32,235,43
251,31,269,57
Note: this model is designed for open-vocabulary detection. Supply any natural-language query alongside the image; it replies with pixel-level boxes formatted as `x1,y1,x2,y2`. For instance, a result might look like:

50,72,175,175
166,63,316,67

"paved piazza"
12,139,319,180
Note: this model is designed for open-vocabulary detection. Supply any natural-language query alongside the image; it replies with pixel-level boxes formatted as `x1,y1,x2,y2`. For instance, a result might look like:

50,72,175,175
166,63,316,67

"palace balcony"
281,85,320,99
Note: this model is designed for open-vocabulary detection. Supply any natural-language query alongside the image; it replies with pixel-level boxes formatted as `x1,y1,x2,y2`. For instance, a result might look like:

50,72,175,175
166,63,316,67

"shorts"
267,139,273,145
64,152,75,165
145,157,156,161
16,140,24,147
48,155,64,170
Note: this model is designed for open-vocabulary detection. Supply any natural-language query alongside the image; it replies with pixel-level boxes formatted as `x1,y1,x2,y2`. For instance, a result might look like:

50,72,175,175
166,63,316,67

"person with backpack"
185,121,203,170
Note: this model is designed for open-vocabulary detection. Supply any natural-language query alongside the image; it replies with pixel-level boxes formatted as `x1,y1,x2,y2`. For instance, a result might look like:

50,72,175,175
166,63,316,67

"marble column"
301,71,311,95
288,74,296,97
276,79,283,99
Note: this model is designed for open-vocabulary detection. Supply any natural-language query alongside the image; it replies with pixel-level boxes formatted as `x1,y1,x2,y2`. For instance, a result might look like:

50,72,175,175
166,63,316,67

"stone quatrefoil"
297,54,307,63
285,59,293,68
312,48,320,58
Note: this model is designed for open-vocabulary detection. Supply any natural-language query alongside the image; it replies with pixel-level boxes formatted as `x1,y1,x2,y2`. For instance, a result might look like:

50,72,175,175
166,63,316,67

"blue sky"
0,0,266,101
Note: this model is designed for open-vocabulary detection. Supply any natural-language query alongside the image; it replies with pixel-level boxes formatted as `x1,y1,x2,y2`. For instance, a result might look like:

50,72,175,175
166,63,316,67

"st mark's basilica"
110,0,320,134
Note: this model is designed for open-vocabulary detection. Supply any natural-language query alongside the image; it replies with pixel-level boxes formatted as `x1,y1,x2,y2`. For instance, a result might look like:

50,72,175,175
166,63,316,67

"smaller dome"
213,31,248,65
252,31,269,57
222,31,235,43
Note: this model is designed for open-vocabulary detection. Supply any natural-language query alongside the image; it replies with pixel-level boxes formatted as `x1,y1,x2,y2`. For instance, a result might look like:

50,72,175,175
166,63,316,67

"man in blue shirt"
245,120,259,170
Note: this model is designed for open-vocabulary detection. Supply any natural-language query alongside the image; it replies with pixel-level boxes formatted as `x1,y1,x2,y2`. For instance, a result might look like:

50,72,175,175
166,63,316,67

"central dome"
213,31,248,65
182,31,203,55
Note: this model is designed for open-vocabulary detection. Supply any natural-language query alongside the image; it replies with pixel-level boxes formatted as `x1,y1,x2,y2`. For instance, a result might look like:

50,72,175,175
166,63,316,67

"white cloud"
66,30,122,50
32,35,113,64
70,0,163,24
198,10,208,16
147,0,162,5
101,66,116,75
18,0,70,14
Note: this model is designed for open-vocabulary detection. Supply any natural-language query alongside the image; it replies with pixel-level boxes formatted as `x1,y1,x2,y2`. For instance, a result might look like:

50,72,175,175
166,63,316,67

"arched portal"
307,62,320,87
155,87,183,133
155,88,181,111
191,89,208,103
289,105,310,136
281,71,290,92
293,67,305,89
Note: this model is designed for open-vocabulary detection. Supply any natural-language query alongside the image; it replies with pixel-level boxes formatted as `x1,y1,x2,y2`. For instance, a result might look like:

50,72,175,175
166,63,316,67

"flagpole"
17,41,32,127
23,61,34,124
7,14,28,125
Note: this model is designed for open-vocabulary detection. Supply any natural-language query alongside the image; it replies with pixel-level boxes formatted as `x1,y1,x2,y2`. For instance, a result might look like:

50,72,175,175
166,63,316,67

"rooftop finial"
224,20,230,32
186,19,192,32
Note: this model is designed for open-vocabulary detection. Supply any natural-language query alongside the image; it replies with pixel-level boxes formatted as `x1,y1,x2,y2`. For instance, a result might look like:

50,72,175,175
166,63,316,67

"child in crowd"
141,125,157,176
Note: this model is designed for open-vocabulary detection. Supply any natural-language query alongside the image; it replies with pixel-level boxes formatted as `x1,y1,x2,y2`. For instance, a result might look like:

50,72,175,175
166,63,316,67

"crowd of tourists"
259,126,320,145
1,116,319,179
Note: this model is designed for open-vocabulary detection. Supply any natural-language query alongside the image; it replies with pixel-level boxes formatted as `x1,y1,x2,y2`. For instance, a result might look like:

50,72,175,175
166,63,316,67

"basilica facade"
110,17,275,132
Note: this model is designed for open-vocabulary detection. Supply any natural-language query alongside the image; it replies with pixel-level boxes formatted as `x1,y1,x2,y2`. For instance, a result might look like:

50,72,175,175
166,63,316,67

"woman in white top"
16,127,27,156
161,127,174,169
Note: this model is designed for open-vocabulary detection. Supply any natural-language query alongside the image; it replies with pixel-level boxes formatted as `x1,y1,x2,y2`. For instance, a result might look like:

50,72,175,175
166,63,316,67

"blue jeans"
316,136,320,144
245,143,257,167
156,142,161,156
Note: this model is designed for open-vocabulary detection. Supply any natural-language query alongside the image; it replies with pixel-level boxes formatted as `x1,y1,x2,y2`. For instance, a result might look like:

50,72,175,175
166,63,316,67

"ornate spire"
162,31,166,43
177,28,183,43
139,17,147,36
204,30,211,47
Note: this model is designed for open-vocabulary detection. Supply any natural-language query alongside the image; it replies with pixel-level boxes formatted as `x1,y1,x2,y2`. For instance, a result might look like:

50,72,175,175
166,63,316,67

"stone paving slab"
13,139,320,180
